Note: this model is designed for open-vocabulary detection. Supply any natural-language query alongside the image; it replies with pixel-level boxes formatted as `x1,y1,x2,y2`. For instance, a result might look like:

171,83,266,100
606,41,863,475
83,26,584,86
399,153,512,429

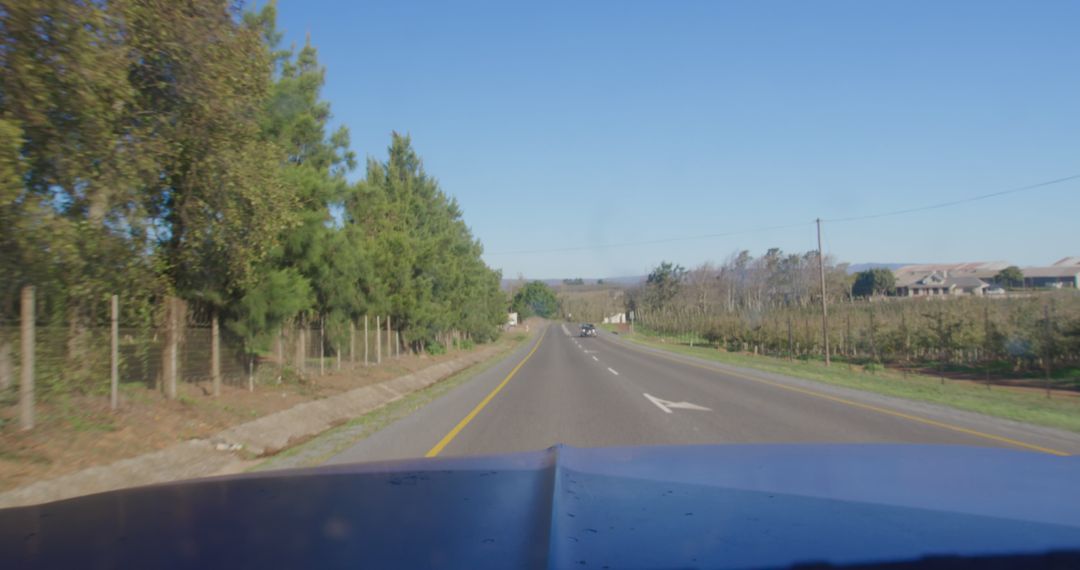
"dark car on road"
580,323,597,337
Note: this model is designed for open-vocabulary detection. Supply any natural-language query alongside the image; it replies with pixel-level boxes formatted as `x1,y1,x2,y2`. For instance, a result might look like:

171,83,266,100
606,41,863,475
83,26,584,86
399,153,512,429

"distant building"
895,271,991,297
1021,267,1080,289
602,312,627,324
893,262,1007,286
889,260,1079,294
893,262,1003,297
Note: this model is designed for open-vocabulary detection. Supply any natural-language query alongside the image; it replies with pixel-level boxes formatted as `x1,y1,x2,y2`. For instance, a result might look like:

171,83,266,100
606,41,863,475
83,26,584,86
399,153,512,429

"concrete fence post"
349,321,355,365
20,285,35,430
319,315,325,376
110,294,119,410
395,331,400,359
376,316,381,364
211,310,221,397
364,315,369,366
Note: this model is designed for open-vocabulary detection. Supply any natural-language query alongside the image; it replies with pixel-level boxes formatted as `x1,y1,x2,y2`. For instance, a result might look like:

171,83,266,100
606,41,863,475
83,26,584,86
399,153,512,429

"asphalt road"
328,323,1080,464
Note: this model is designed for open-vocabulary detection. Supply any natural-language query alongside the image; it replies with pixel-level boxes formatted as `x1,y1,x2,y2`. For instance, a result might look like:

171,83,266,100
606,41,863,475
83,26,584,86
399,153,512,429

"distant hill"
503,268,916,288
846,263,915,275
501,275,645,290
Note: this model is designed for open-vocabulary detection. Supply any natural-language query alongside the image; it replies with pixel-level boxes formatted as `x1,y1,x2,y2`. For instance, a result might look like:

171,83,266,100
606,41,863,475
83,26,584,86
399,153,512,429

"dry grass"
0,341,505,492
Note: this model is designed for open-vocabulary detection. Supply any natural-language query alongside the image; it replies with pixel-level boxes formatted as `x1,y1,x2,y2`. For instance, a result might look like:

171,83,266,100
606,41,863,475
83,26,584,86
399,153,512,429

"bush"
427,341,446,356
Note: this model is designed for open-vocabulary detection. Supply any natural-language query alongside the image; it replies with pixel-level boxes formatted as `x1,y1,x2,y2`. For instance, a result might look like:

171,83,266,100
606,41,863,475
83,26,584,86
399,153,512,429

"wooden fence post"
364,315,369,366
0,339,11,392
295,318,305,376
20,285,35,430
319,316,325,376
162,296,179,400
790,315,799,360
211,310,221,397
277,328,284,384
349,321,355,365
110,294,119,410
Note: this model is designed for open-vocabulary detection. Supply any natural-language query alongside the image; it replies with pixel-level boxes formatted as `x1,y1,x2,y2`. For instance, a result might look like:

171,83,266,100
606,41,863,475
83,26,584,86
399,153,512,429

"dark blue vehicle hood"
2,444,1079,569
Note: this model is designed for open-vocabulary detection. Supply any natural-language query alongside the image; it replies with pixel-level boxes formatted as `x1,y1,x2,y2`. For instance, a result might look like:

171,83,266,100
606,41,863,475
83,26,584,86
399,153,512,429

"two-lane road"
329,323,1080,464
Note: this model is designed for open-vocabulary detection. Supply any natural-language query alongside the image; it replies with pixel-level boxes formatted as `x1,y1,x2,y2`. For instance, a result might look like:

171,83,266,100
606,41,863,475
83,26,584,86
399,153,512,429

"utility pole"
816,218,831,366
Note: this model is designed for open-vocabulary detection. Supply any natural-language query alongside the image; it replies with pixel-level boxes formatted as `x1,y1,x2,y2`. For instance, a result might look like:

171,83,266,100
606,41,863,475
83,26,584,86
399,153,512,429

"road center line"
607,367,619,376
425,329,545,457
592,356,599,361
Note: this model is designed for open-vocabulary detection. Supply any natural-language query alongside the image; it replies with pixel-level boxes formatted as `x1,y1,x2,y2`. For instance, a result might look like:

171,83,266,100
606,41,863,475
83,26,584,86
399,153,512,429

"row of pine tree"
1,1,508,355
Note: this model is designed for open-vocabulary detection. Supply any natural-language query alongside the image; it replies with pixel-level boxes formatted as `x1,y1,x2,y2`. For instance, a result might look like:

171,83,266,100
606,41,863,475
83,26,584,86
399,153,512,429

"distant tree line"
0,1,506,360
511,282,558,321
628,249,852,317
628,252,1080,382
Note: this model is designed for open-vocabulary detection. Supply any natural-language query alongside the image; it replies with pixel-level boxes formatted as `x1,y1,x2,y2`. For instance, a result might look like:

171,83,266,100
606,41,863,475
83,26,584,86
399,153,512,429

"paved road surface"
329,323,1080,464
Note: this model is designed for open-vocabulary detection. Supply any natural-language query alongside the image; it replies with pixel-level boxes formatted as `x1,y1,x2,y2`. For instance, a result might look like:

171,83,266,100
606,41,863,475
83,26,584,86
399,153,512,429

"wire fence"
0,288,444,430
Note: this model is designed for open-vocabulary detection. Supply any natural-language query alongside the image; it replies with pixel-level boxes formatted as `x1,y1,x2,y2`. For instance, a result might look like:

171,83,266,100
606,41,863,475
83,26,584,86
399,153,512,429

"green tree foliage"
511,281,558,320
228,5,361,350
227,269,313,350
995,266,1024,288
0,1,506,367
852,268,896,298
0,0,160,324
644,262,686,310
348,133,506,346
141,1,291,299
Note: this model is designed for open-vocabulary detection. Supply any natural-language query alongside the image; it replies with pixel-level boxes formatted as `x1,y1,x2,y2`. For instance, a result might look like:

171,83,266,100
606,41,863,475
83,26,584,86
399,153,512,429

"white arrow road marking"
583,350,597,354
561,324,570,336
643,393,712,414
607,367,619,376
592,356,599,361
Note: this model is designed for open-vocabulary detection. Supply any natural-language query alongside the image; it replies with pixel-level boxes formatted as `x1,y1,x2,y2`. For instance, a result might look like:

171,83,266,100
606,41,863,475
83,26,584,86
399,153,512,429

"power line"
485,172,1080,256
823,173,1080,223
485,221,814,256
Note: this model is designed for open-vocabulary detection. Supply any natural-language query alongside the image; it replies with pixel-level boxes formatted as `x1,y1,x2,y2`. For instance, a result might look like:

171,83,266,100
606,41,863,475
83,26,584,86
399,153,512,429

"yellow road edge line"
614,337,1070,457
425,329,546,457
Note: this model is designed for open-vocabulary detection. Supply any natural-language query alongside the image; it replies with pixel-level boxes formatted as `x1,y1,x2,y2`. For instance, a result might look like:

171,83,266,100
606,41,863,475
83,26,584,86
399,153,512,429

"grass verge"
620,331,1080,434
251,332,533,471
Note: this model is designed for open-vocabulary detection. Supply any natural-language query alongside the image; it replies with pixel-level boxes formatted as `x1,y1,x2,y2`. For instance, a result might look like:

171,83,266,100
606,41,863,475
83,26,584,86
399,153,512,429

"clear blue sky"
273,0,1080,279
